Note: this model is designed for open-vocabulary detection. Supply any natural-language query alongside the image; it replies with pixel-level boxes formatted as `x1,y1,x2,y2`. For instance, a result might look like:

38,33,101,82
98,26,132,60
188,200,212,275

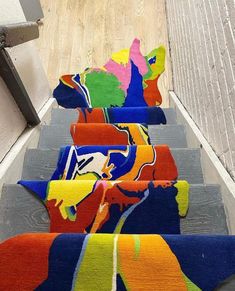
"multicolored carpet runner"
70,123,150,145
18,180,189,234
53,39,165,108
77,107,166,124
1,234,235,290
51,145,178,181
1,39,235,290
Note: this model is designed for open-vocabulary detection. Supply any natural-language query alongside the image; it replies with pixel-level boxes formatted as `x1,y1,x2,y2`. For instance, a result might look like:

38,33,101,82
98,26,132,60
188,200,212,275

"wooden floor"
36,0,172,107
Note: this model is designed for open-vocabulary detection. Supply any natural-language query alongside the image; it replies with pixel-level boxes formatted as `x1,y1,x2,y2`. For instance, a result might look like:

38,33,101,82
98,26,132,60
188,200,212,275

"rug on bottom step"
0,233,235,290
18,180,189,234
70,123,150,145
53,39,165,108
51,145,178,181
76,106,167,125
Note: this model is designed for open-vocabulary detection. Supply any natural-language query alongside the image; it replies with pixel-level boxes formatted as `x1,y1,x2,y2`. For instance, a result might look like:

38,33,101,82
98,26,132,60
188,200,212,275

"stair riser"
50,108,177,125
0,184,228,242
22,148,204,184
38,125,187,149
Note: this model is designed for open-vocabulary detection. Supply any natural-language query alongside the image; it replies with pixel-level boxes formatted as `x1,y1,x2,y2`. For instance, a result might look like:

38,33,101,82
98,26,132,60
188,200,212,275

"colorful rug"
77,106,167,124
1,233,235,290
70,123,150,145
18,180,189,234
51,145,178,181
53,39,165,108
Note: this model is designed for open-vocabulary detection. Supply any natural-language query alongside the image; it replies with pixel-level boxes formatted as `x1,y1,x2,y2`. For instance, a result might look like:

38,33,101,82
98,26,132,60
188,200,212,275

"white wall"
0,78,26,162
166,0,235,179
0,0,50,161
8,42,51,112
0,0,26,25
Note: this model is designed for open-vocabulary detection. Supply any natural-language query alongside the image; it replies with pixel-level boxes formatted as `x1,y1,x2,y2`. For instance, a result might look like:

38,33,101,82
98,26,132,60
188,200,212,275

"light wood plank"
36,0,172,107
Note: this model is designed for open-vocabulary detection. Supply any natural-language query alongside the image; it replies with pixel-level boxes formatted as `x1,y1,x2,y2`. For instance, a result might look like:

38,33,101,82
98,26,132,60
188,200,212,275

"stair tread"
0,184,228,242
38,124,187,149
22,148,204,184
51,108,177,125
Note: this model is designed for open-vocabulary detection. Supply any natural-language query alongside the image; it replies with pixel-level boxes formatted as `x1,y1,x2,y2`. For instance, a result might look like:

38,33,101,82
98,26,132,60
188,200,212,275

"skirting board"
0,97,57,194
169,91,235,234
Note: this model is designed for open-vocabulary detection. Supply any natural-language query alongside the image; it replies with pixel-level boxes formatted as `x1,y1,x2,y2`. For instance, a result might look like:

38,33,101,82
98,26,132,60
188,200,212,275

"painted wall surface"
0,0,26,25
167,0,235,179
0,77,26,162
0,0,50,161
7,42,51,112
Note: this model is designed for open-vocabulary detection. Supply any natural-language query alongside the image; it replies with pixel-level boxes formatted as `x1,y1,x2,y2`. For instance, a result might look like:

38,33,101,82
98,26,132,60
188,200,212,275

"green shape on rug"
73,234,115,290
183,273,201,291
175,180,190,217
144,46,166,81
85,71,125,107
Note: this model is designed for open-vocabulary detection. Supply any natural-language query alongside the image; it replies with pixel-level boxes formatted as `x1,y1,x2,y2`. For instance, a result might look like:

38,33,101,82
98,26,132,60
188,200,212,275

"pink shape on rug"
104,60,131,93
130,38,148,76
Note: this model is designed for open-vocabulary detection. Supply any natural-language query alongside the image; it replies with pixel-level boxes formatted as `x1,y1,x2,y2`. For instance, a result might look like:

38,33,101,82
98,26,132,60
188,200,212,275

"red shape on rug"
77,108,106,123
70,123,130,145
139,145,178,180
144,76,162,106
0,233,57,290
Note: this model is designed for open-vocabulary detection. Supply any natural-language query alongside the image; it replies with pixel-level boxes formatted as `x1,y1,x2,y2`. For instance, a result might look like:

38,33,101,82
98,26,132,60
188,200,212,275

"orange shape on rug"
117,234,187,290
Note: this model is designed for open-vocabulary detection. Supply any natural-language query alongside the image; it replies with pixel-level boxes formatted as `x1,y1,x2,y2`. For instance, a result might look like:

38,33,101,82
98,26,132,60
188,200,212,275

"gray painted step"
0,184,228,243
51,108,177,125
38,124,187,149
215,275,235,291
22,148,204,184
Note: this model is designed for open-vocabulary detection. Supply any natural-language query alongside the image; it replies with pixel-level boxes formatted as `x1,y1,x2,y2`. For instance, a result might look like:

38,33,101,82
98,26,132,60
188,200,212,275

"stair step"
22,148,204,184
51,108,177,125
0,184,228,242
38,124,187,149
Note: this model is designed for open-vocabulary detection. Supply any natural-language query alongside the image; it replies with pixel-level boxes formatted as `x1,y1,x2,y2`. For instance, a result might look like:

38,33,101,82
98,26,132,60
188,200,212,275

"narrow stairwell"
0,107,228,239
1,106,235,290
0,38,235,290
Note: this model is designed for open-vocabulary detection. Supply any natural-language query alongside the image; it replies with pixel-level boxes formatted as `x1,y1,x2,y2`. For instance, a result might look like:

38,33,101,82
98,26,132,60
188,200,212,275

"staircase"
1,105,235,290
0,32,234,288
0,5,234,287
0,107,229,238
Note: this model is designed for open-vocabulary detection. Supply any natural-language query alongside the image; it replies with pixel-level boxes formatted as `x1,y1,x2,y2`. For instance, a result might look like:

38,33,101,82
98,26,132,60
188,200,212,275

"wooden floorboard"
36,0,172,107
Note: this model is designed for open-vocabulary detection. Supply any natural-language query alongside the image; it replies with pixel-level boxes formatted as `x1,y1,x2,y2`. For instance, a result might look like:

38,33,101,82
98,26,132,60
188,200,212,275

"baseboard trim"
0,98,57,193
169,91,235,234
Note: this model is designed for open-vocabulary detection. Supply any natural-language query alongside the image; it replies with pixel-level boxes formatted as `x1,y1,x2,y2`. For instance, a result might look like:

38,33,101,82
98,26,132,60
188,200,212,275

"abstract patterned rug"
77,106,167,124
18,180,189,234
1,233,235,290
1,35,233,291
70,123,150,145
53,39,165,108
51,145,178,181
